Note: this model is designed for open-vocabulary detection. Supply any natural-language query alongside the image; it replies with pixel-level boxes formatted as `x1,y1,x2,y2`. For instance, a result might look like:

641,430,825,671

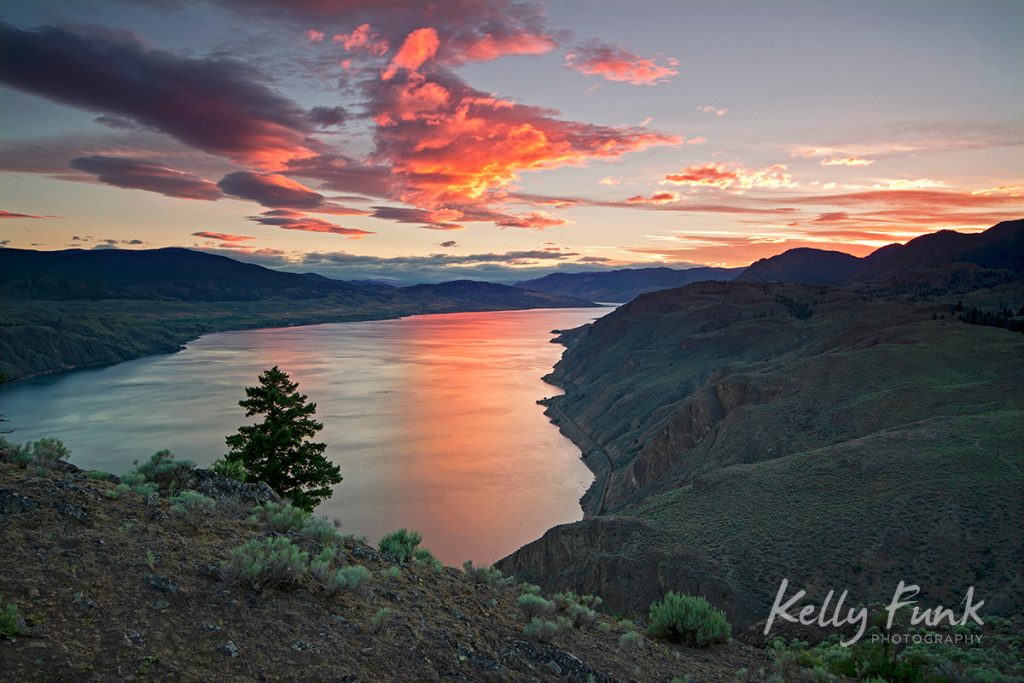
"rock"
544,660,563,675
146,574,182,595
72,592,95,614
290,640,314,652
202,624,223,633
27,588,40,598
179,468,281,507
123,629,144,646
0,489,38,514
151,600,170,611
217,640,239,657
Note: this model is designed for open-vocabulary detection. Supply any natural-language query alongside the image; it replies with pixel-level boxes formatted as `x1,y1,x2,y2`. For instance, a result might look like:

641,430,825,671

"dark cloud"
0,209,47,219
438,240,458,248
308,106,348,128
0,21,313,166
70,156,222,200
247,209,374,238
219,171,325,208
94,115,141,130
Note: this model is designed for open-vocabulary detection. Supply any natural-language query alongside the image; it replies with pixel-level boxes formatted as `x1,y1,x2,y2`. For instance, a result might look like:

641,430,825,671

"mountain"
737,218,1024,284
516,266,743,303
0,248,595,381
497,278,1024,634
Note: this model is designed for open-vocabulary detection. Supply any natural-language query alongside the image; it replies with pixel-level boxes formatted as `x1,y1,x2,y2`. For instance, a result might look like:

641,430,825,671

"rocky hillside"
497,278,1024,636
0,456,774,682
516,266,742,304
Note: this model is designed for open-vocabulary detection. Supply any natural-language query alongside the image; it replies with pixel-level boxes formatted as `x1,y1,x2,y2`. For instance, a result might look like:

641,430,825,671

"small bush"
330,565,372,594
518,593,555,618
84,470,112,480
647,592,731,647
523,617,560,642
462,560,514,586
220,537,308,591
169,490,216,530
619,630,644,649
114,472,159,498
210,458,248,482
566,602,597,628
134,450,195,491
301,516,340,544
370,607,393,633
309,547,337,584
551,591,580,611
0,597,27,637
249,502,310,533
520,583,541,595
10,438,71,469
413,547,442,572
379,528,423,562
381,566,402,581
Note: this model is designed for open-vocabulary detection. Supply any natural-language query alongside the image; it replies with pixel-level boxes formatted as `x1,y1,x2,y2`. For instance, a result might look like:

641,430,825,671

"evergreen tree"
224,366,341,511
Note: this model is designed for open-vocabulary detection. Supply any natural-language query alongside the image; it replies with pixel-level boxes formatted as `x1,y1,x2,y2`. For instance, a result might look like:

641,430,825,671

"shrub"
551,591,580,611
309,547,337,584
210,458,248,482
301,516,340,544
523,617,560,642
134,450,195,491
330,565,372,595
518,593,554,618
220,537,309,591
520,583,541,595
84,470,112,480
169,490,216,530
0,597,27,637
370,607,393,633
249,502,310,533
619,630,644,649
462,560,514,586
381,566,402,581
647,592,731,647
379,528,440,569
566,602,597,629
10,438,71,469
113,472,159,498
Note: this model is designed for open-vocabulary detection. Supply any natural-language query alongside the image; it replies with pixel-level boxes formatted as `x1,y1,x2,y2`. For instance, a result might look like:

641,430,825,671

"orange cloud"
334,23,389,55
456,32,555,62
382,27,440,80
306,29,324,43
566,40,678,85
191,231,254,242
663,162,795,191
626,191,679,204
248,209,375,238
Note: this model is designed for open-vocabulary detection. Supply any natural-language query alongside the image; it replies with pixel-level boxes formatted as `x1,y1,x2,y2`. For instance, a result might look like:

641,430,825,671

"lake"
0,307,607,565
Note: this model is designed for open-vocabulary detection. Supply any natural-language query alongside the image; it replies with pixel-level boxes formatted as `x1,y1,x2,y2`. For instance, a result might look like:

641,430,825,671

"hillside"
737,218,1024,285
0,248,595,382
516,266,742,303
0,455,773,682
497,277,1024,635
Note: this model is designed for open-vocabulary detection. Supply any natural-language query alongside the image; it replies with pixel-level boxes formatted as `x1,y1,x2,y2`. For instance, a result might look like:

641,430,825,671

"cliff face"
499,279,1024,628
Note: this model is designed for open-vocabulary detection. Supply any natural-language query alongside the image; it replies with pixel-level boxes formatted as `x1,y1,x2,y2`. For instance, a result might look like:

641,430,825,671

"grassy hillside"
497,279,1024,638
0,455,774,682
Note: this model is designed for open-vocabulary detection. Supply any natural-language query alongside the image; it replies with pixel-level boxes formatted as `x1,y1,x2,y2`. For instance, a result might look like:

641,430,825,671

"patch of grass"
380,566,402,581
619,630,644,649
169,490,216,530
370,607,393,633
84,470,112,480
647,592,731,647
462,560,515,587
330,565,372,595
210,457,248,482
300,516,340,544
220,537,308,591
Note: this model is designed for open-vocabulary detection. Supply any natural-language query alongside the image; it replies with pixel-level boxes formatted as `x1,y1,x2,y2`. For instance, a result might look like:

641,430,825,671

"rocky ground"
0,458,784,682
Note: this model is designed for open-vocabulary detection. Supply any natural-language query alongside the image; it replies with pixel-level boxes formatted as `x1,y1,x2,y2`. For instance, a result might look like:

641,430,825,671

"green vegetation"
462,560,514,586
248,501,311,533
6,437,70,469
646,593,731,647
330,566,373,595
223,366,341,511
300,516,341,545
517,593,554,618
522,617,560,642
0,597,27,637
168,490,216,530
210,457,248,482
370,607,393,633
378,528,440,570
220,537,309,591
618,630,644,649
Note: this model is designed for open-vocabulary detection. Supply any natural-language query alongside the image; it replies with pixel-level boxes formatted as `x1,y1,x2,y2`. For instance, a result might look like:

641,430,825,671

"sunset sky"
1,0,1022,283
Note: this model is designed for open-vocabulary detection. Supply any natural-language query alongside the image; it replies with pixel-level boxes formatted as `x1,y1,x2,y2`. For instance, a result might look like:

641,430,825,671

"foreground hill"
737,218,1024,285
516,266,742,303
0,456,771,681
0,248,594,381
497,277,1024,634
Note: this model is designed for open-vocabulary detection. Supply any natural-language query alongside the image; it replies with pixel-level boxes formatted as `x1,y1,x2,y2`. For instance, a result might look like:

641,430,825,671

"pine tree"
224,366,341,511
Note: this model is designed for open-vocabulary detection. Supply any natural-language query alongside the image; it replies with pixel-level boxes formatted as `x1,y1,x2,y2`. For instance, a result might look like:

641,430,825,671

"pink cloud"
820,156,874,166
662,162,795,191
306,29,325,43
626,191,679,204
382,27,441,80
566,40,678,85
698,105,729,117
248,209,374,238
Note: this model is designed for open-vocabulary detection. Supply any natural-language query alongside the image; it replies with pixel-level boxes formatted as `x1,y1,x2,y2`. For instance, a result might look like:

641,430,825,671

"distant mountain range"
516,266,743,303
738,218,1024,284
0,247,595,381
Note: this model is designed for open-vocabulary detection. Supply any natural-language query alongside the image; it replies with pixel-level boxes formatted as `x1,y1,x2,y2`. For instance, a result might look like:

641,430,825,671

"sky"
0,0,1022,284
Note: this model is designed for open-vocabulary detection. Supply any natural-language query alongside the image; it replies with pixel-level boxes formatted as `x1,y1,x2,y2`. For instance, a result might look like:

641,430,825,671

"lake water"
0,307,608,565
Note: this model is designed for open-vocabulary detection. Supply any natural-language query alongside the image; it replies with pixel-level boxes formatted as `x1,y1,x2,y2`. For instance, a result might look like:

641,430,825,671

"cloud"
698,105,728,117
370,206,466,230
438,240,458,248
0,22,314,167
0,209,47,219
626,191,679,205
219,171,325,208
70,156,222,200
566,40,678,85
599,176,622,186
307,106,348,128
662,162,796,191
382,27,441,80
191,231,254,242
820,156,874,166
247,209,374,238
